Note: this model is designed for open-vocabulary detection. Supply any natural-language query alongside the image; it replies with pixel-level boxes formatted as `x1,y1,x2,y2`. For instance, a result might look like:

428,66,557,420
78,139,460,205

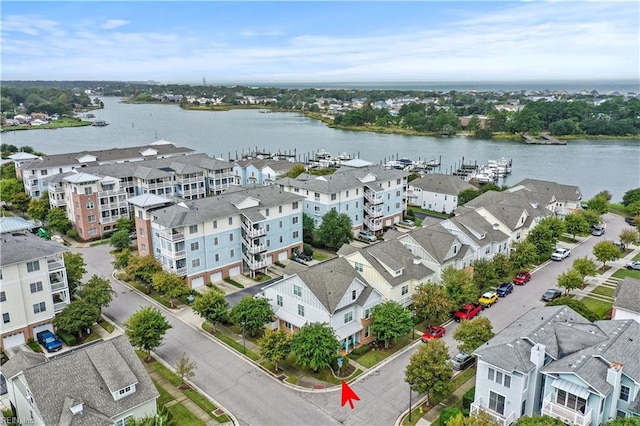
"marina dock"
522,133,566,145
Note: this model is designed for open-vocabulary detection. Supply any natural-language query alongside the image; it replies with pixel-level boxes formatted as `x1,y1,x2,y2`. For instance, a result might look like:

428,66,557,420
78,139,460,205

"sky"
1,1,638,84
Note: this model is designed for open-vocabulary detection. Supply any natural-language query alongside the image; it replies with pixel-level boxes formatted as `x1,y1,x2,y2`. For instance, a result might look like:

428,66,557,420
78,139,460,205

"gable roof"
400,225,461,263
1,232,67,267
444,210,510,245
276,165,406,193
357,240,435,287
464,190,552,229
511,178,582,203
410,173,475,196
614,277,640,314
0,216,37,234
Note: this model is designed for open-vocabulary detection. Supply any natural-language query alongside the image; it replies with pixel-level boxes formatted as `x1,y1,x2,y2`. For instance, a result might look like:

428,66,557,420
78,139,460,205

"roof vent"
70,402,83,415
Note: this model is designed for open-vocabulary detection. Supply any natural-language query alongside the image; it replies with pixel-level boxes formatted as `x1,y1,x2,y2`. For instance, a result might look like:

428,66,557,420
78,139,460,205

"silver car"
451,352,475,371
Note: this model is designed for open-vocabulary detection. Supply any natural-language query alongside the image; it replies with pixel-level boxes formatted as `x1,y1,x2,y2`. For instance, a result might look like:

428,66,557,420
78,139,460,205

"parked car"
614,241,627,251
513,271,532,285
454,303,483,322
357,230,377,242
541,289,563,302
625,216,637,226
421,325,446,342
496,282,514,297
451,352,475,371
36,330,63,353
551,248,571,261
398,219,415,228
626,261,640,271
296,253,313,262
478,291,499,308
591,224,605,236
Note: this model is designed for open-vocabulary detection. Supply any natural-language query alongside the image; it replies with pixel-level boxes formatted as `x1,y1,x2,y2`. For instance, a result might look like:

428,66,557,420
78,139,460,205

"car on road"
454,303,483,322
551,248,571,261
496,282,514,297
451,352,475,371
478,291,499,308
541,289,563,302
514,271,532,285
357,230,377,242
591,224,605,236
626,261,640,271
421,325,446,342
36,330,63,353
398,219,415,228
626,216,638,226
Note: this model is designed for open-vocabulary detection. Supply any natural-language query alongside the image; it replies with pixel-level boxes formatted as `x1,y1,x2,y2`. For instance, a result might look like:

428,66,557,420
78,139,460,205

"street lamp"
241,320,246,354
408,381,415,421
411,309,416,339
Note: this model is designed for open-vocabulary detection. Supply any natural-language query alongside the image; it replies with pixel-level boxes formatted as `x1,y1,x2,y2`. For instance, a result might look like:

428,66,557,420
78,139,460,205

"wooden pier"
522,133,566,145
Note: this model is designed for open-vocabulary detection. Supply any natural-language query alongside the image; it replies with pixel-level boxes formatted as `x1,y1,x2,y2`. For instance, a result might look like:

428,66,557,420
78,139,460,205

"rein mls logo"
1,417,36,424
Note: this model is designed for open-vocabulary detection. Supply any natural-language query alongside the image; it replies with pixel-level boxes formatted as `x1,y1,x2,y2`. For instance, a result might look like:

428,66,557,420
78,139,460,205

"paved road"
75,214,630,426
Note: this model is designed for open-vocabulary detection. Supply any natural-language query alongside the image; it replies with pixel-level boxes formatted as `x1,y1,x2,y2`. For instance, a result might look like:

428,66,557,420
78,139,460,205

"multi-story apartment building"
277,166,408,234
0,217,70,349
17,141,195,198
407,173,475,214
472,306,640,426
439,209,511,261
129,185,305,288
508,178,582,217
233,159,302,186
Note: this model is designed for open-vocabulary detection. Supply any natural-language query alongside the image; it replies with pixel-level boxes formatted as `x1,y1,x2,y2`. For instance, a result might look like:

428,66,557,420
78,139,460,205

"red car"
514,271,532,285
421,325,446,342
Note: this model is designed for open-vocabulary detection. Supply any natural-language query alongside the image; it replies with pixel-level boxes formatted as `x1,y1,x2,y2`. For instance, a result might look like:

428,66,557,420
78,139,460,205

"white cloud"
101,19,129,30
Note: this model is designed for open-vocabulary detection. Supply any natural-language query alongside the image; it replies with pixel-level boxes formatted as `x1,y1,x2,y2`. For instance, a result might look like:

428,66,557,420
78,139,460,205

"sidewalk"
414,375,476,426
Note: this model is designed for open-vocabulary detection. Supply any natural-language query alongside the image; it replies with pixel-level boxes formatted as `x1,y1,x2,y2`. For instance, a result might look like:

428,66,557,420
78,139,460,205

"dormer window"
113,384,136,400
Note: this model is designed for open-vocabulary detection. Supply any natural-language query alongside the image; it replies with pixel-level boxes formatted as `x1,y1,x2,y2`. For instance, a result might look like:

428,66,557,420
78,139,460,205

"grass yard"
183,389,230,422
354,336,414,368
580,297,612,319
98,318,115,333
154,380,174,407
166,402,206,426
612,268,640,280
590,286,615,298
214,333,261,361
148,360,182,387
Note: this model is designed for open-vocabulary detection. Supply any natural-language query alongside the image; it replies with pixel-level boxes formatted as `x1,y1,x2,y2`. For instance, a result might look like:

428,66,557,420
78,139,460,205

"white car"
398,219,415,228
551,248,571,261
626,261,640,271
357,230,377,242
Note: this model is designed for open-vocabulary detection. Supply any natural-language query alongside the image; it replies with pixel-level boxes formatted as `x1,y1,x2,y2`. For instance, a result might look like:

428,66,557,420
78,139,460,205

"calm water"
3,97,639,201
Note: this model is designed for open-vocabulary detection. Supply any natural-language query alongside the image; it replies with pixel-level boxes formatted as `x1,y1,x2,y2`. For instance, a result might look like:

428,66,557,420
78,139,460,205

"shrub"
440,407,462,425
462,386,475,410
546,297,599,322
27,338,43,353
57,330,77,346
66,228,79,239
303,243,313,256
350,344,371,357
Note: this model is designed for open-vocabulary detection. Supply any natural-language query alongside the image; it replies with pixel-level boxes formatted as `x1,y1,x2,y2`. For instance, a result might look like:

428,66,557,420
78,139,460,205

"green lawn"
214,333,261,361
98,318,115,333
166,402,206,426
590,286,615,298
183,389,230,422
612,268,640,280
153,380,174,407
354,336,414,368
580,297,613,319
148,360,182,387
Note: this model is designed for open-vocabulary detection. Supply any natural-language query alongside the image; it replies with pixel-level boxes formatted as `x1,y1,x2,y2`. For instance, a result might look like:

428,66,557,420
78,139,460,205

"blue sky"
1,1,638,83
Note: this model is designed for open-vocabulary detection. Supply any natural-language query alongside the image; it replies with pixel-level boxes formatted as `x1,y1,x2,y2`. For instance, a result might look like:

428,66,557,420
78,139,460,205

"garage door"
2,332,25,349
191,276,205,289
210,272,222,283
32,323,53,337
229,266,241,277
278,251,288,262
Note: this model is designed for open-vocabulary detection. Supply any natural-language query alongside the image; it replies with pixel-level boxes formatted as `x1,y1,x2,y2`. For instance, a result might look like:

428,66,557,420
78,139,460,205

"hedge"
440,407,462,426
462,386,475,410
57,331,77,346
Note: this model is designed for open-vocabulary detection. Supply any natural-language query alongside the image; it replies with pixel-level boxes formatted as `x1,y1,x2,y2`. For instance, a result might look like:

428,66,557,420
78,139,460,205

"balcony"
213,171,234,178
243,254,268,270
470,399,515,426
364,190,383,205
54,301,69,313
99,199,129,209
363,204,384,218
51,281,68,292
244,242,266,254
47,257,65,271
143,181,172,190
176,176,204,185
180,187,206,198
160,247,186,259
241,221,266,238
364,216,383,231
542,394,592,426
162,264,187,277
98,189,123,197
158,230,185,242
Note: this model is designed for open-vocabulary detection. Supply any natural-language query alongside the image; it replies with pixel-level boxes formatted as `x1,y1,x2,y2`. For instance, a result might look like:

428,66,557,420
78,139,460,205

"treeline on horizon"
2,81,639,137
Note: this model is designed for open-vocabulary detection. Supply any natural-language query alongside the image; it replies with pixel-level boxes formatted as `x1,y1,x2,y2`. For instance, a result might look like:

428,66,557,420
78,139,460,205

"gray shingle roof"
614,277,640,314
410,173,475,196
276,165,406,193
464,190,552,229
444,210,509,245
361,240,435,287
15,336,158,426
0,351,47,379
401,225,460,263
0,232,67,267
512,178,582,203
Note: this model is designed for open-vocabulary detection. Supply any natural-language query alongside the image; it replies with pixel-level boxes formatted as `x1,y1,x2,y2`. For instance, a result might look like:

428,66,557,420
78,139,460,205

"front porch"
470,398,515,426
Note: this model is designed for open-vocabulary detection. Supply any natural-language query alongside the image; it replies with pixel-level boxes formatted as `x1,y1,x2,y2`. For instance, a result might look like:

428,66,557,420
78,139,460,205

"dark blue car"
36,330,63,352
496,282,514,297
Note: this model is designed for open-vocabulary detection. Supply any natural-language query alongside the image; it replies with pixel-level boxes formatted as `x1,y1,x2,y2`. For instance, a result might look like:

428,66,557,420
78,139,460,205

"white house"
407,173,475,214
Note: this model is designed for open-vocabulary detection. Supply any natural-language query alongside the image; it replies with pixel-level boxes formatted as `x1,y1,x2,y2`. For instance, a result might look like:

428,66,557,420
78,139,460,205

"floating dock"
522,133,566,145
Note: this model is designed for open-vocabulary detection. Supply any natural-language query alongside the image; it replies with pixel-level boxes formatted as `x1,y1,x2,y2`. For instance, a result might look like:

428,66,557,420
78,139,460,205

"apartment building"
17,141,195,198
130,185,305,288
0,217,70,349
439,209,511,261
508,178,582,217
277,165,408,234
233,159,302,186
472,306,640,426
407,173,475,214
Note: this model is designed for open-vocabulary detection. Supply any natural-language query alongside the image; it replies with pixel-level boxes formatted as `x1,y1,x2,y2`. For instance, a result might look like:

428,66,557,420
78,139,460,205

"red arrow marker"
341,381,360,409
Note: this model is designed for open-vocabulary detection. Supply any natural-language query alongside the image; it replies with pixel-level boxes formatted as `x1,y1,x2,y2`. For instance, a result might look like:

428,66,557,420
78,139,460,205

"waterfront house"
439,209,511,261
612,278,640,323
233,159,302,187
507,178,582,217
472,306,640,426
0,335,158,426
407,173,475,214
260,257,383,353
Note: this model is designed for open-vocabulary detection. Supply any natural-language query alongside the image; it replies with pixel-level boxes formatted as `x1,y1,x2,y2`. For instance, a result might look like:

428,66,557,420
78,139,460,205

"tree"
370,300,413,348
258,328,291,372
564,213,590,239
110,229,132,250
509,241,538,270
457,188,481,205
619,228,639,247
557,268,585,295
627,200,640,217
78,274,115,316
491,253,512,280
604,418,640,426
27,194,50,222
115,217,135,233
0,178,24,202
572,257,597,280
593,240,622,267
448,411,499,426
315,209,352,250
113,248,132,269
404,339,452,407
283,164,306,178
411,283,454,326
453,317,494,354
53,300,99,338
63,251,87,295
538,216,565,241
622,188,640,206
586,194,609,214
175,352,197,389
47,207,71,234
124,306,172,361
442,266,478,307
192,287,228,332
290,322,339,372
229,296,274,337
0,162,17,180
576,209,602,228
125,254,162,284
151,272,188,307
11,192,30,211
302,212,315,243
513,415,566,425
471,258,498,291
525,224,555,261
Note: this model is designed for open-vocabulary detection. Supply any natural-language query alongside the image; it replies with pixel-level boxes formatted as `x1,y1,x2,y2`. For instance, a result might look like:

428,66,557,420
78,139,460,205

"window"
556,389,587,414
88,228,97,236
191,242,199,251
228,217,233,225
314,206,321,215
620,385,630,402
192,259,200,268
488,368,495,381
279,220,283,228
294,285,302,297
230,249,234,257
26,261,40,272
84,187,92,195
277,295,283,307
292,201,299,209
33,302,46,314
396,190,401,196
266,209,270,217
214,237,218,245
331,194,337,201
489,391,505,415
344,312,353,323
293,216,299,224
2,313,9,323
279,236,284,243
0,291,5,302
364,308,371,318
88,215,96,223
521,400,527,417
215,254,219,262
355,262,364,272
30,282,43,293
213,220,217,229
229,234,234,242
314,192,320,199
352,290,357,300
189,225,198,234
266,224,270,232
364,326,370,338
298,304,305,316
279,206,282,213
496,371,503,385
504,374,511,389
293,231,299,239
401,285,409,296
86,201,94,209
41,169,48,176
